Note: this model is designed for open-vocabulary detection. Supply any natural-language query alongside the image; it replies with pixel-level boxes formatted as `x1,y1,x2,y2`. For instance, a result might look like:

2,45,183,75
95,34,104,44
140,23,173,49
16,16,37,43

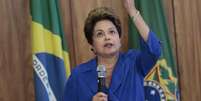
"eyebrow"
94,29,103,33
94,27,116,33
108,27,116,30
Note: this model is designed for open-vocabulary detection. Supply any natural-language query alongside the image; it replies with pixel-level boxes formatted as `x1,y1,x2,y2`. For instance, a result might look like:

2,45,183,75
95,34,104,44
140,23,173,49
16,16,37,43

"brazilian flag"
128,0,179,101
31,0,71,101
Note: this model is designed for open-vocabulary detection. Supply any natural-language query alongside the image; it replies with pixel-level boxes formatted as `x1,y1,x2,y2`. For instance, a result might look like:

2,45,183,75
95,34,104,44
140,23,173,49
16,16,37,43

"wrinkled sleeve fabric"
63,69,78,101
136,31,161,77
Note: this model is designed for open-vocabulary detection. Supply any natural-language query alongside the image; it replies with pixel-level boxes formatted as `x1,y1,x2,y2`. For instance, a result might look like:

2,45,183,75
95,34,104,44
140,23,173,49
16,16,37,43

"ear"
90,45,97,54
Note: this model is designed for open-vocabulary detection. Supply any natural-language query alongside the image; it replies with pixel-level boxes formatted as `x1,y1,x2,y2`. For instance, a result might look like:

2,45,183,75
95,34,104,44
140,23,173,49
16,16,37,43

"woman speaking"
63,0,161,100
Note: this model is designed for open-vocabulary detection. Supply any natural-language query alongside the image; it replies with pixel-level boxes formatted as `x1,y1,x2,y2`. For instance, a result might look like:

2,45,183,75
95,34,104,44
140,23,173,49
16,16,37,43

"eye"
95,32,104,38
109,30,116,35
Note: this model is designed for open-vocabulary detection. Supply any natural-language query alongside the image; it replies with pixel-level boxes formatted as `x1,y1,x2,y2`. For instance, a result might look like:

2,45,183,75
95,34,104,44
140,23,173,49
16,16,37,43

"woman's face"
92,20,121,57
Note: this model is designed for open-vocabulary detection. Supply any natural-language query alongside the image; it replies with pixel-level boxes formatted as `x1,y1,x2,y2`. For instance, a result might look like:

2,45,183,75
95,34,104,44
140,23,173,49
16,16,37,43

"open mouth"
104,43,114,48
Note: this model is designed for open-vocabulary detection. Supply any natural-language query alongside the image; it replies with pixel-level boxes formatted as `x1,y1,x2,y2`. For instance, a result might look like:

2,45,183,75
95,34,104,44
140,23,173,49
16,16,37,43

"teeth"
104,43,113,47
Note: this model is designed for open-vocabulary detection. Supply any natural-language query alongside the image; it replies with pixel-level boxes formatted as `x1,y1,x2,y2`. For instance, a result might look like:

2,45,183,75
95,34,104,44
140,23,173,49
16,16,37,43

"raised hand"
122,0,150,42
123,0,137,16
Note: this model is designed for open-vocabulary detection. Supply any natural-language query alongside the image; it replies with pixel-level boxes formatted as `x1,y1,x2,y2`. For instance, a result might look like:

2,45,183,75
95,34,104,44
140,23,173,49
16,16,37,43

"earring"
91,48,97,54
91,48,94,52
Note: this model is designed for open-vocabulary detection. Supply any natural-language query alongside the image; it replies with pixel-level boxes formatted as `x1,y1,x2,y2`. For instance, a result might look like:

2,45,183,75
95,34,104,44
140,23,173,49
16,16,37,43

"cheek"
116,41,121,49
92,40,103,50
115,37,121,47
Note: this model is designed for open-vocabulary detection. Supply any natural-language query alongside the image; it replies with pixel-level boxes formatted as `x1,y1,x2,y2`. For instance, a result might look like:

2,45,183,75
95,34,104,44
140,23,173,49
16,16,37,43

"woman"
63,0,161,101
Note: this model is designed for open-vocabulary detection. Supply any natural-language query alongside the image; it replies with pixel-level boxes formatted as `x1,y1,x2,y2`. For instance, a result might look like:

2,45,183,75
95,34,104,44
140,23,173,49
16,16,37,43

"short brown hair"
84,7,122,45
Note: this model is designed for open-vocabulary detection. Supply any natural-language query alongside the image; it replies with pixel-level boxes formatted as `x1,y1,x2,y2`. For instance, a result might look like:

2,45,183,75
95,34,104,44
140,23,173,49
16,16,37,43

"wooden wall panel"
0,0,34,101
173,0,201,100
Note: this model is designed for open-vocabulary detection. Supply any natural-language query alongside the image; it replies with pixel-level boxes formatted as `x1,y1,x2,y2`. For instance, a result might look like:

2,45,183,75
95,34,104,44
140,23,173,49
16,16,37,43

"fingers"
97,92,107,98
92,92,108,101
123,0,137,16
96,92,108,101
123,0,135,10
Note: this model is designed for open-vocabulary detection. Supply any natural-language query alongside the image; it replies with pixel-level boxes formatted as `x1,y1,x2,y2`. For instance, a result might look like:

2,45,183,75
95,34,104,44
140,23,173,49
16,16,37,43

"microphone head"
97,65,107,93
97,65,106,78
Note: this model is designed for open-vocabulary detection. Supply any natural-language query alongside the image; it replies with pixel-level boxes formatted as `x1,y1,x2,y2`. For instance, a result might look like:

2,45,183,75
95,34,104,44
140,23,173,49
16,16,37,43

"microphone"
97,65,107,93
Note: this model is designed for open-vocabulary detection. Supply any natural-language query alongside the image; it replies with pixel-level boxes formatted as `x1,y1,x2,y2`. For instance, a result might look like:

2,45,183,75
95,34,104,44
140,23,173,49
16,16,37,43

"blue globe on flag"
144,80,166,101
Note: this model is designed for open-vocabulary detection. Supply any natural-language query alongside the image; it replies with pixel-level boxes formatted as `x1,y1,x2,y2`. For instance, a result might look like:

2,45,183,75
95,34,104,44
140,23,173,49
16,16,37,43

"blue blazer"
63,31,161,101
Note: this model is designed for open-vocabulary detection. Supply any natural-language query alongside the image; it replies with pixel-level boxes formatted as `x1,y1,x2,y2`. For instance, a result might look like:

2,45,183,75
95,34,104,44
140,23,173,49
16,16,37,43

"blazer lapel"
79,54,126,98
79,58,98,94
109,53,125,93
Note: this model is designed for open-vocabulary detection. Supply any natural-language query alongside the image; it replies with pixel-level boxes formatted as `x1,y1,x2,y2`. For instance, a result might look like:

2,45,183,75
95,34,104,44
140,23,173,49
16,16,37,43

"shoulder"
121,49,141,59
70,58,96,76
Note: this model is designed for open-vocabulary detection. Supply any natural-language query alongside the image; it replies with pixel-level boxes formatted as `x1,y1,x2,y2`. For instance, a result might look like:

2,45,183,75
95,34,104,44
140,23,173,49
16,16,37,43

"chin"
105,51,119,56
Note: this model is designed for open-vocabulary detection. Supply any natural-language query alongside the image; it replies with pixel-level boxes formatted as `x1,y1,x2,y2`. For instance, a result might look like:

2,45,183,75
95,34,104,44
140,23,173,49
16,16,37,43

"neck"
97,53,119,88
97,53,119,69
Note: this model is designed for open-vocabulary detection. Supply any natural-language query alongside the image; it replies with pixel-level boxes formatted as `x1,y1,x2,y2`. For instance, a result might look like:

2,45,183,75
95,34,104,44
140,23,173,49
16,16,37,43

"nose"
104,33,111,40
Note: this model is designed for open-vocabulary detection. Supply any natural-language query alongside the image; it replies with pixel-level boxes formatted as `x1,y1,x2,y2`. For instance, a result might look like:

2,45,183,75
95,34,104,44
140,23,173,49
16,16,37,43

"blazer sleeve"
136,30,161,77
63,69,78,101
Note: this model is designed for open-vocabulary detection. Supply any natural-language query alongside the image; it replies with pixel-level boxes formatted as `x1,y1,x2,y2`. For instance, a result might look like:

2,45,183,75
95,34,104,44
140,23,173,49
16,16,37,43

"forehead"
94,20,116,31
